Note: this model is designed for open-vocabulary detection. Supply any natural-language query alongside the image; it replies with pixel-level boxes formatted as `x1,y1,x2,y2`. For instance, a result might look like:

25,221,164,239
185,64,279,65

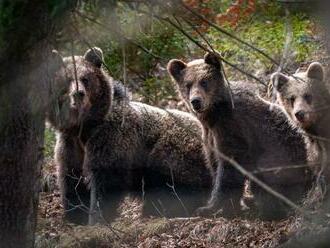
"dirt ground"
36,190,298,248
36,161,302,248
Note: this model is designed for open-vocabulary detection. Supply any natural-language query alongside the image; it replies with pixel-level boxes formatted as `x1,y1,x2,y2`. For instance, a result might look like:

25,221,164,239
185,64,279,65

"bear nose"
295,111,305,122
72,90,85,102
191,98,202,111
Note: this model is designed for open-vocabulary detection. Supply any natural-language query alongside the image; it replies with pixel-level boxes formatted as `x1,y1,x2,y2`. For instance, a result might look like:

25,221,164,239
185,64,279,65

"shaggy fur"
47,48,212,224
272,63,330,177
168,53,313,219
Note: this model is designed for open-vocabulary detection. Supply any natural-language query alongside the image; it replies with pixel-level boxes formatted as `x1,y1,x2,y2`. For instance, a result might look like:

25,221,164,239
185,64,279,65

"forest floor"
36,191,294,248
36,160,296,248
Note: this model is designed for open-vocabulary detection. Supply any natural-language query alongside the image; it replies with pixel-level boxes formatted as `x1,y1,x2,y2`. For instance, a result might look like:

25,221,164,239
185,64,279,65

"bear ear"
167,59,187,81
307,62,324,81
84,47,103,68
271,72,289,92
204,52,221,69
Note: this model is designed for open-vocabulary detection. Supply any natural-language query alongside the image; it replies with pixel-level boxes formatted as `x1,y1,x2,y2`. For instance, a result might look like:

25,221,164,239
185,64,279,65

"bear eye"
200,80,208,89
304,94,312,104
289,96,296,106
81,77,89,85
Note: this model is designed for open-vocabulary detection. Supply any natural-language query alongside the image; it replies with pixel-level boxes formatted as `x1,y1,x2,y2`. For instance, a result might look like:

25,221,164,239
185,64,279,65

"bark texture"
0,1,72,247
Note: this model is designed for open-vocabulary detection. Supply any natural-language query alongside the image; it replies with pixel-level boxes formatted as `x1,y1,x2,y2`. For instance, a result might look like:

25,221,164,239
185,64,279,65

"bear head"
272,62,330,132
167,52,228,114
46,47,112,131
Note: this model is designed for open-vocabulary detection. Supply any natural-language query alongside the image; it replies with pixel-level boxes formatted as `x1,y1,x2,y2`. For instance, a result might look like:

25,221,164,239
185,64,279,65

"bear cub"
272,63,330,179
168,52,313,219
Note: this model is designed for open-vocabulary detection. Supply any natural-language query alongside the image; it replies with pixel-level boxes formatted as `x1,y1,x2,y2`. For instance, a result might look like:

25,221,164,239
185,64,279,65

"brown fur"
272,63,330,177
168,53,312,219
47,48,212,224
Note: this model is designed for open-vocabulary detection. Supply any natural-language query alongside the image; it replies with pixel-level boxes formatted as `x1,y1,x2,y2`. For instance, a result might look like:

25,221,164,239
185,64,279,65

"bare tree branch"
179,0,280,66
138,9,267,86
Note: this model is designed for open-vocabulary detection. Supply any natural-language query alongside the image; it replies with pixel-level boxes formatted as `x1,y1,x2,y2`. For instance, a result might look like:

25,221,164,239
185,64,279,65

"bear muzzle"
191,97,203,112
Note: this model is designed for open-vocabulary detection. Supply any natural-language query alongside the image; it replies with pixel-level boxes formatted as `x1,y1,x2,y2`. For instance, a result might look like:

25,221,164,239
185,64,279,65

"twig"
151,200,166,218
180,16,215,53
138,9,267,86
168,217,201,222
179,0,280,66
304,132,330,143
70,39,79,91
166,167,189,216
74,176,90,210
252,163,318,174
70,14,114,75
96,201,124,240
65,175,90,213
177,0,307,85
316,141,327,197
66,203,89,213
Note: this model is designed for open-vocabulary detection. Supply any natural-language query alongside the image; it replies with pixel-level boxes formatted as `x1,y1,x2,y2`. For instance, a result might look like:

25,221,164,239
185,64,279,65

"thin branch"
151,200,166,218
96,201,123,240
179,0,280,66
71,14,114,75
166,167,189,216
178,0,309,85
316,141,327,198
252,163,319,174
70,39,79,91
138,9,267,86
65,176,90,214
304,132,330,143
180,15,215,53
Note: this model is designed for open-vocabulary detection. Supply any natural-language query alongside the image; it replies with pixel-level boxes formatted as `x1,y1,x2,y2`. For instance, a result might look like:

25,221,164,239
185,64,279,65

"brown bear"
46,48,212,225
272,63,330,182
167,52,313,219
271,63,330,247
272,63,330,163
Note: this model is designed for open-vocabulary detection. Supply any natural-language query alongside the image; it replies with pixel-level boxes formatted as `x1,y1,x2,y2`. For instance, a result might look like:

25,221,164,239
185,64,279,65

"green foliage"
139,77,176,105
208,3,319,71
71,1,320,105
102,20,187,105
44,128,56,159
100,1,319,104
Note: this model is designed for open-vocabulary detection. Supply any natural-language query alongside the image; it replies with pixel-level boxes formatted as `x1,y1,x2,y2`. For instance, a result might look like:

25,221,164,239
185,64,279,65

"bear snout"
295,110,305,122
191,97,203,112
71,90,86,106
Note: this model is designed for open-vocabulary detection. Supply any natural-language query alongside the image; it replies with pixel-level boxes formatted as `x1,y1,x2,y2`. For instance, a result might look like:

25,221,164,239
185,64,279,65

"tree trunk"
0,1,73,247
